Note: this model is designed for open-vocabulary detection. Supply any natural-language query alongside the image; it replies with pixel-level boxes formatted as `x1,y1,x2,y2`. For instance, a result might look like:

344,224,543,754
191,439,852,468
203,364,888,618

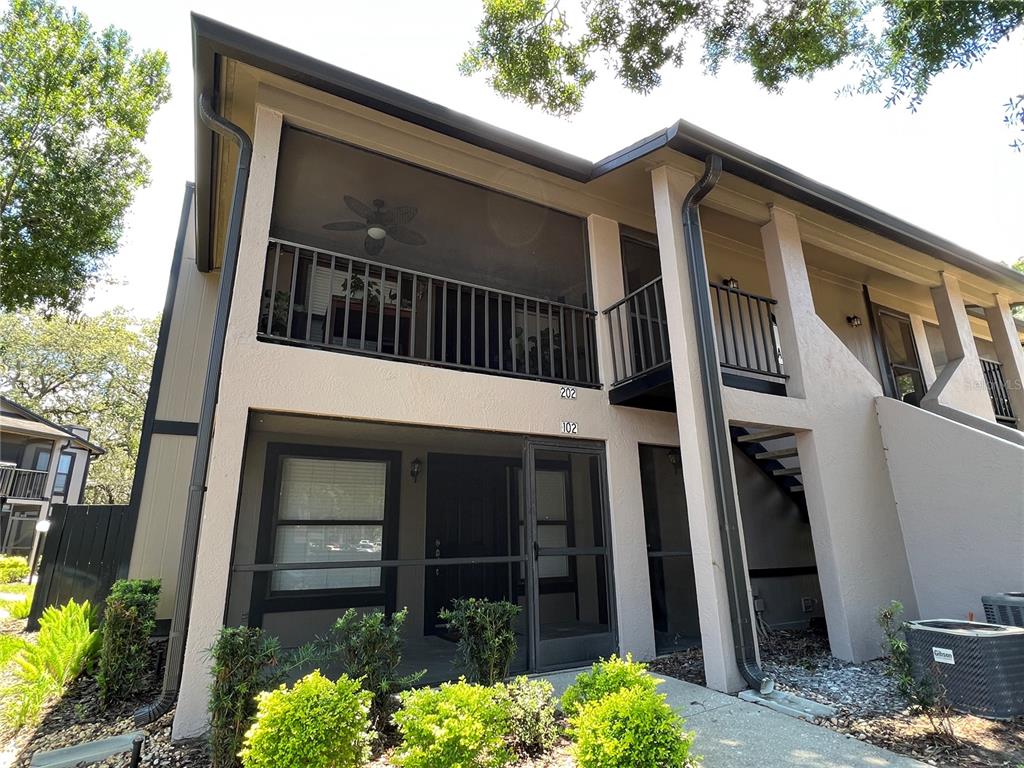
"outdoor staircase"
732,426,808,521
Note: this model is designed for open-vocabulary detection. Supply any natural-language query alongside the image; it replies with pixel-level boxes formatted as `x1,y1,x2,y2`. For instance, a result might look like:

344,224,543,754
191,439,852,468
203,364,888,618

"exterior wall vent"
905,619,1024,719
983,593,1024,627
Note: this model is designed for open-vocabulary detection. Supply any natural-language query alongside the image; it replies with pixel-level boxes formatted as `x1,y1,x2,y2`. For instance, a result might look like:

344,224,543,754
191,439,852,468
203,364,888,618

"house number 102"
560,421,579,434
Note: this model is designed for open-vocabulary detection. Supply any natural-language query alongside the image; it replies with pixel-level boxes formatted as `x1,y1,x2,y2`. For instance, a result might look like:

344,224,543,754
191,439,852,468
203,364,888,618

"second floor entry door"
872,305,927,406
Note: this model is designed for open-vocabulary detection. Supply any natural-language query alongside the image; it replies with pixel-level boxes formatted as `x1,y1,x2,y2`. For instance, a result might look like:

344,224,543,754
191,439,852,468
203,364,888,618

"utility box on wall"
906,619,1024,719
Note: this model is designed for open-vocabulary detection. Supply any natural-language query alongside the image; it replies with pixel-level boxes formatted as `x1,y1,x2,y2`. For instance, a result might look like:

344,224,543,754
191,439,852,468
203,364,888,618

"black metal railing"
981,358,1016,425
604,278,670,385
0,467,48,500
604,278,785,387
709,283,784,380
258,239,600,387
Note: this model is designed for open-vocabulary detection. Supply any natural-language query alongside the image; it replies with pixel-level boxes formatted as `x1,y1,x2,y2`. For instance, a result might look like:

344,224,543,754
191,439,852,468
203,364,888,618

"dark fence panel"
27,504,133,630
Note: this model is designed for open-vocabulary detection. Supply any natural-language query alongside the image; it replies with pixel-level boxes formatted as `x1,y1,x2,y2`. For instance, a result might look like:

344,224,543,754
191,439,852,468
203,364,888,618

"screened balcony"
258,239,600,387
604,278,786,410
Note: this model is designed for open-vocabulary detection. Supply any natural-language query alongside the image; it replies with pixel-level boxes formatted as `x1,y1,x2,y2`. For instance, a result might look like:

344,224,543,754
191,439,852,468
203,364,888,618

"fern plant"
1,599,99,728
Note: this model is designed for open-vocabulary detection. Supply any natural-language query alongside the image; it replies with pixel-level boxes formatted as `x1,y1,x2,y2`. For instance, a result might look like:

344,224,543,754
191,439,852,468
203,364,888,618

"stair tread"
772,467,803,477
736,428,795,443
790,484,804,492
754,447,799,460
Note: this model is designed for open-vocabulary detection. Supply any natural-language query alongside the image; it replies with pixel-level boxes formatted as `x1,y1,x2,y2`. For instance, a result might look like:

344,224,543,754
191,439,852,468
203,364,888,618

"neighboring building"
0,397,104,562
127,15,1024,737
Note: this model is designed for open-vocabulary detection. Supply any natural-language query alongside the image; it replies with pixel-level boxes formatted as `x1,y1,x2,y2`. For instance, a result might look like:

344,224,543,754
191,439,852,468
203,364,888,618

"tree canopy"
462,0,1024,146
0,308,158,504
0,0,170,313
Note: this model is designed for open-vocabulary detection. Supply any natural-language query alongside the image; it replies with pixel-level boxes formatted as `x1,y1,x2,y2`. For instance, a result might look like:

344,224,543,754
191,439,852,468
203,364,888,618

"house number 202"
560,421,579,434
560,387,577,399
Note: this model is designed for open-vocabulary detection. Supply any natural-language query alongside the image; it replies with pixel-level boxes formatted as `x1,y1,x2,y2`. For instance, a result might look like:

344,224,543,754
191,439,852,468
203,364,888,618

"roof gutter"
681,155,769,692
135,93,252,726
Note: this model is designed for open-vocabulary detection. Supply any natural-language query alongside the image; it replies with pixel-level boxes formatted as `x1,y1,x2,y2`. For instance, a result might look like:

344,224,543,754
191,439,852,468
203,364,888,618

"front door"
525,440,616,669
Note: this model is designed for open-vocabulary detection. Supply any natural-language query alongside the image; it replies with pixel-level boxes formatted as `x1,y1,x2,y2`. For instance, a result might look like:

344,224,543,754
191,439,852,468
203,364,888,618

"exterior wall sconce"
666,448,682,474
410,458,423,483
723,277,740,290
846,315,863,327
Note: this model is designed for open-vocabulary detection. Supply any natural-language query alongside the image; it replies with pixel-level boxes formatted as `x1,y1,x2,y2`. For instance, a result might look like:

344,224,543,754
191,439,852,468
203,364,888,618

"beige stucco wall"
876,396,1024,619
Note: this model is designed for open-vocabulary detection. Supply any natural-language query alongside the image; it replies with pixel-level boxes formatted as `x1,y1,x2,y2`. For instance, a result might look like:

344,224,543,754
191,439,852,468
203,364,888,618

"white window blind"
272,456,388,592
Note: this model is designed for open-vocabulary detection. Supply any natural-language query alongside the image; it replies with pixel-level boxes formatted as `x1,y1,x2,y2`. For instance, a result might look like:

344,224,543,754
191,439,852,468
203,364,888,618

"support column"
651,165,745,693
173,104,284,739
985,294,1024,424
924,272,995,421
909,315,938,389
587,214,656,661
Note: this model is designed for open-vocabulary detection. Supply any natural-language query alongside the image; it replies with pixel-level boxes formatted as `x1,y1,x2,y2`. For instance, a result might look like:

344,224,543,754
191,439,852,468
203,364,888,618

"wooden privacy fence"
27,504,133,630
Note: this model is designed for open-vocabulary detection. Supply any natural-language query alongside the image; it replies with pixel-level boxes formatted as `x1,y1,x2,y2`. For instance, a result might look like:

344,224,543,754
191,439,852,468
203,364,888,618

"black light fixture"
723,277,740,290
846,315,863,327
666,448,682,474
410,458,423,483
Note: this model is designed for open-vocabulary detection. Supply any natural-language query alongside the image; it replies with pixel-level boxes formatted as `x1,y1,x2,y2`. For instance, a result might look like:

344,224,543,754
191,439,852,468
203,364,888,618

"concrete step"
736,428,794,443
755,447,799,460
772,467,802,477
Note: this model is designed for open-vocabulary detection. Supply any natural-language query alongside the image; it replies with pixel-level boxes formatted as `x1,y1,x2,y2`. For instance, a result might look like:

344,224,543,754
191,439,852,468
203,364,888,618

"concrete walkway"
543,670,926,768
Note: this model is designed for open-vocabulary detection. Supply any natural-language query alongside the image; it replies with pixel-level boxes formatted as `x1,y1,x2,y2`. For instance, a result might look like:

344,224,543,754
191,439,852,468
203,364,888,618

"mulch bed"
654,627,1024,768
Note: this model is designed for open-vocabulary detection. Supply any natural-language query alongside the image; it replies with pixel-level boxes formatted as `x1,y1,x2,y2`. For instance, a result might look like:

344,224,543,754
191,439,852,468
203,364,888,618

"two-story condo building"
0,396,104,564
126,15,1024,737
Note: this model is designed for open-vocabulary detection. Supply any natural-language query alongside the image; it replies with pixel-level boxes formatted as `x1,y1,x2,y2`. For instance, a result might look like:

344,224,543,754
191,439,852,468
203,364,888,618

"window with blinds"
272,456,388,592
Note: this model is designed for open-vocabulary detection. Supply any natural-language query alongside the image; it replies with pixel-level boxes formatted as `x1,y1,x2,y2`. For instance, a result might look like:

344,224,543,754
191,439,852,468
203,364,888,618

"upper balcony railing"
980,357,1016,426
604,277,785,389
258,239,600,387
0,466,48,500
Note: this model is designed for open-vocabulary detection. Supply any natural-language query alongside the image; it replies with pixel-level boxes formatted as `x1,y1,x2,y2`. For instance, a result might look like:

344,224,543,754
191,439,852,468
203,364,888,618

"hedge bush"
569,685,695,768
393,678,512,768
98,578,161,706
0,555,30,583
240,670,373,768
499,676,559,756
560,654,658,718
323,607,422,732
208,627,281,768
1,599,99,728
438,598,520,685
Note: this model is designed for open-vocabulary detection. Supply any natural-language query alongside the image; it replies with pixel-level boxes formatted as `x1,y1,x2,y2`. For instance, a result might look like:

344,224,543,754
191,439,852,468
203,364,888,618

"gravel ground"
654,627,1024,768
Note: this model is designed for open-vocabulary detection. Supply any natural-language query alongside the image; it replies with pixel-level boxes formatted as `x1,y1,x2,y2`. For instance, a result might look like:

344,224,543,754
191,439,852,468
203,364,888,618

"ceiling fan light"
367,226,387,240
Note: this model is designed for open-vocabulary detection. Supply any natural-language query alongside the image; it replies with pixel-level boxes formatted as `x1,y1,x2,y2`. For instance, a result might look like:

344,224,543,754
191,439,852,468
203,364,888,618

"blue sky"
74,0,1024,316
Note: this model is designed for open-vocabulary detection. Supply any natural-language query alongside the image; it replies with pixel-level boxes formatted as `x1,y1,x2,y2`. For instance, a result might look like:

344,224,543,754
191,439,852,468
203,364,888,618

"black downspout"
681,155,769,692
135,94,253,725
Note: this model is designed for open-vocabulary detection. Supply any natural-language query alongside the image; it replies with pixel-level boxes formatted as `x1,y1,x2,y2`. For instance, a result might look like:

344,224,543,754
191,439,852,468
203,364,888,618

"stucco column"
761,207,811,400
28,438,68,572
586,214,656,661
651,165,745,693
924,272,995,421
985,293,1024,423
909,314,938,389
173,105,285,739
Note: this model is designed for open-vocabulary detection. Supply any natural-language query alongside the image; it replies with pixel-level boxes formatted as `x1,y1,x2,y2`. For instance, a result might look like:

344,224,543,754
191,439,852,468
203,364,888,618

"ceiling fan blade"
323,220,367,231
344,195,373,219
364,234,385,256
391,205,417,225
387,224,426,246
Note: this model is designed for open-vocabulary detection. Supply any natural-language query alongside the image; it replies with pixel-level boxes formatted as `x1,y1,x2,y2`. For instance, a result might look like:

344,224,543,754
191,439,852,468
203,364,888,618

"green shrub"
1,599,99,728
438,598,521,685
322,607,423,732
208,627,281,768
7,597,31,619
0,555,30,583
569,685,696,768
498,676,559,756
394,678,512,768
98,578,161,706
240,670,372,768
561,654,658,718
